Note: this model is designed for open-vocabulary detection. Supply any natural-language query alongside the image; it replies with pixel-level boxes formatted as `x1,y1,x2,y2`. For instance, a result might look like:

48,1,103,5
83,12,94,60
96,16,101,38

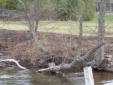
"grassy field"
0,15,113,36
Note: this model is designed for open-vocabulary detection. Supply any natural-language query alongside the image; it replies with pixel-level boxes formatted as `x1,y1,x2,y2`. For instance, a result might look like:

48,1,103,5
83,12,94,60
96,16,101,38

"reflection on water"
0,69,31,85
0,69,73,85
0,69,113,85
102,80,113,85
94,72,113,85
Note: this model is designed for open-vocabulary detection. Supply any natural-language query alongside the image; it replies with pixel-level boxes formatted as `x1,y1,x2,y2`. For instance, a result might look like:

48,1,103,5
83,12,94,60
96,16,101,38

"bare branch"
0,59,27,70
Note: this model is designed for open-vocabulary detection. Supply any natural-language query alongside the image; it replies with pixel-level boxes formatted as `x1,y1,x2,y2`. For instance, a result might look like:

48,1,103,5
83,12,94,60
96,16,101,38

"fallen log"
38,43,104,72
0,59,27,70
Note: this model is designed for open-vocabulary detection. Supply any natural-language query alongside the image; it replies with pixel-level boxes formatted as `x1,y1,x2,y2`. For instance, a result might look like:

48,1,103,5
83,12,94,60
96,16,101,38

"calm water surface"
0,69,113,85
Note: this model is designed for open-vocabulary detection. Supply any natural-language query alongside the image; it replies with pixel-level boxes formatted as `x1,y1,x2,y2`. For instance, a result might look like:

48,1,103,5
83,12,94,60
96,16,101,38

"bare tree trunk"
35,19,39,33
28,18,39,51
29,2,39,52
17,0,39,56
95,0,106,66
77,0,83,57
34,0,40,33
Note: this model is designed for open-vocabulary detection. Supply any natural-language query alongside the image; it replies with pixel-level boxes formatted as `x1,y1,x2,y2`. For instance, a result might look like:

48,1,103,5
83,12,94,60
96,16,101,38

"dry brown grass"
0,30,113,67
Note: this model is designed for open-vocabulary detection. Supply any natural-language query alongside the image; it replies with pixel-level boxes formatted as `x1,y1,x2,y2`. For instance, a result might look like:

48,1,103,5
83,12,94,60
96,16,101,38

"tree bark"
77,0,83,57
95,0,106,67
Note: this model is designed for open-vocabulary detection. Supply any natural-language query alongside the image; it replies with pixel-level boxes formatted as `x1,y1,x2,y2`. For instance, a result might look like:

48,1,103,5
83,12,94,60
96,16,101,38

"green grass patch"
0,15,113,36
89,15,113,23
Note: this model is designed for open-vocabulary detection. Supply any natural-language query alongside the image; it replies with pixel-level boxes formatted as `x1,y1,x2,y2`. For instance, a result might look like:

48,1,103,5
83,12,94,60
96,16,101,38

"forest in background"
0,0,95,20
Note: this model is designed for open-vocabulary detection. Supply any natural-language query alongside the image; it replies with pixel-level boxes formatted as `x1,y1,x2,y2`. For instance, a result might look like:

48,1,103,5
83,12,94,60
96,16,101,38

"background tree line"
0,0,96,21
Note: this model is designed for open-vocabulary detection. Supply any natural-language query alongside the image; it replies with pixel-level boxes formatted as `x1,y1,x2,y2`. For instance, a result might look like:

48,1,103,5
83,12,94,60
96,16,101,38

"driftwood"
38,43,104,72
0,59,27,70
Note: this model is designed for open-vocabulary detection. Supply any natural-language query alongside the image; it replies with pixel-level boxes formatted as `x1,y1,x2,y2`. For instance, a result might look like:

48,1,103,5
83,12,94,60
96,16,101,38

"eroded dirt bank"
0,29,113,70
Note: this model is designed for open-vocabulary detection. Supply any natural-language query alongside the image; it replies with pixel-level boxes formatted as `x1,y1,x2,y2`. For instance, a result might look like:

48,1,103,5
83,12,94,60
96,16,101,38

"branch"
0,59,27,70
80,43,104,61
17,0,32,29
17,0,26,11
38,63,71,72
38,65,61,72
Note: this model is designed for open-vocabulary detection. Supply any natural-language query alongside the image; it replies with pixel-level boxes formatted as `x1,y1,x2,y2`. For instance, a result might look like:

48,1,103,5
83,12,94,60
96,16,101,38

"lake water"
0,69,113,85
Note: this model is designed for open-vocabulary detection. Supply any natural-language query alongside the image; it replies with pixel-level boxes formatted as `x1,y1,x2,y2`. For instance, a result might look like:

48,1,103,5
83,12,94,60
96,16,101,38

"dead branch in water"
0,59,27,70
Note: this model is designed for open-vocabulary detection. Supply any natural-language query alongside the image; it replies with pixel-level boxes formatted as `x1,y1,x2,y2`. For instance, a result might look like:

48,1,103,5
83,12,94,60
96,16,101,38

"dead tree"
95,0,106,67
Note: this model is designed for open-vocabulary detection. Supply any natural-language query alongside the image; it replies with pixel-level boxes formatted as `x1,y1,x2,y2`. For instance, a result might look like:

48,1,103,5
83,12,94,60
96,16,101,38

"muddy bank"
0,29,113,70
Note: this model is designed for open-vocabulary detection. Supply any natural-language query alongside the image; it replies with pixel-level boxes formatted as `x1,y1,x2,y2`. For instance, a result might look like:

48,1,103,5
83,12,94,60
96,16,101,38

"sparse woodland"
0,0,113,77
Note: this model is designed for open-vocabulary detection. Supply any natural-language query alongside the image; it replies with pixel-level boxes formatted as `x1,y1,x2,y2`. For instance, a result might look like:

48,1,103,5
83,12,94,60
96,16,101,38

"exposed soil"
0,29,113,69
